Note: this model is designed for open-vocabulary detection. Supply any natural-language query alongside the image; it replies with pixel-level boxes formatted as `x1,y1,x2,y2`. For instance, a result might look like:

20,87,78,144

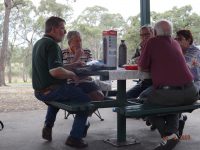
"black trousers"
140,83,198,137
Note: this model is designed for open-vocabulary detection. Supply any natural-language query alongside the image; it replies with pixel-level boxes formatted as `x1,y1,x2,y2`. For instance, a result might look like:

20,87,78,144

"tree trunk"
22,43,33,82
0,0,12,86
7,58,12,83
22,67,27,82
7,43,13,83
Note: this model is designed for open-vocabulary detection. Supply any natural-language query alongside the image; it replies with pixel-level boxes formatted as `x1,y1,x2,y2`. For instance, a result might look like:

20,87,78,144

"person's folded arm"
49,67,79,82
63,61,85,70
63,63,76,71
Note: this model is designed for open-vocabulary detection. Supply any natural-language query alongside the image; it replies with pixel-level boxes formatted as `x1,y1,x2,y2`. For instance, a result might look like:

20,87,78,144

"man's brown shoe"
65,136,88,148
42,125,52,141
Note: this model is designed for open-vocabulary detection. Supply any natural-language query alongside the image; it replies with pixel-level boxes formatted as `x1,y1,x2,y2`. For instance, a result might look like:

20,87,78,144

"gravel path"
0,85,46,113
0,80,135,113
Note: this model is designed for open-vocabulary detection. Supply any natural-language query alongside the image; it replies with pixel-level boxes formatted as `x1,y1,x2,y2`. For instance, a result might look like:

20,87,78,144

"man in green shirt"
32,16,91,148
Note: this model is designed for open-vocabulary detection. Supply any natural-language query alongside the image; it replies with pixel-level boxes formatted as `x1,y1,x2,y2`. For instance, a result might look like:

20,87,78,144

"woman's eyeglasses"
140,33,150,37
175,37,185,41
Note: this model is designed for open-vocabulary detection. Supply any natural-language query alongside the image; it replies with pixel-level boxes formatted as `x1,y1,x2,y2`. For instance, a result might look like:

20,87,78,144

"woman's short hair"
140,24,154,34
45,16,65,33
176,29,193,45
66,31,80,44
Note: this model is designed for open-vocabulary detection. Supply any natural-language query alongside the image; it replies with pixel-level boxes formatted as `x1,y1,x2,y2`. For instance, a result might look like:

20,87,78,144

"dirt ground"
0,80,134,113
0,84,46,113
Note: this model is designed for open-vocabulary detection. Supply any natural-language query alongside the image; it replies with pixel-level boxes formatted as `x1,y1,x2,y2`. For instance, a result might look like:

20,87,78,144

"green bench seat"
113,101,200,118
44,97,118,112
45,101,96,112
45,98,200,118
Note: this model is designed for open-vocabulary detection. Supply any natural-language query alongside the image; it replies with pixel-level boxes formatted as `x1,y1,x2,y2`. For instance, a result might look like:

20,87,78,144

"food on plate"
123,64,138,70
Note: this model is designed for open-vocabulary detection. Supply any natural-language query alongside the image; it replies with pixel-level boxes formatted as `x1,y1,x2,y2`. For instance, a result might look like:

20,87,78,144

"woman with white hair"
62,30,104,102
62,30,105,140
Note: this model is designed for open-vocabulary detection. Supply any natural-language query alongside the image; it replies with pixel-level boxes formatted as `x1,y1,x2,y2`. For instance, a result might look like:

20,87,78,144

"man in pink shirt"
138,20,198,150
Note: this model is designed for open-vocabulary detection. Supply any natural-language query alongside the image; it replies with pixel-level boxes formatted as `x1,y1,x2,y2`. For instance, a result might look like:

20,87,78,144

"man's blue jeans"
35,83,91,139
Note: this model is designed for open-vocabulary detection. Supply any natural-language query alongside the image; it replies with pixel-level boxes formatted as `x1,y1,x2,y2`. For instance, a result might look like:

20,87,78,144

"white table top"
107,69,139,80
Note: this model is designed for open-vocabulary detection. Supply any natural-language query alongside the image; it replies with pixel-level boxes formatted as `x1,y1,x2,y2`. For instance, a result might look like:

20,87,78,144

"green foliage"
124,5,200,59
76,6,108,26
99,13,126,36
38,0,73,22
71,6,126,59
123,15,141,59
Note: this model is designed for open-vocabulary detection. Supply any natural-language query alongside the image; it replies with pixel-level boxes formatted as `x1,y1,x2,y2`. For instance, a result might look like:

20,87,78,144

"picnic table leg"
104,80,139,146
117,80,126,143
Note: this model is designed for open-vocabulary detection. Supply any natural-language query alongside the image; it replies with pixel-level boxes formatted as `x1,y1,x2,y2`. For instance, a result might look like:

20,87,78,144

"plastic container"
118,40,127,67
102,30,117,68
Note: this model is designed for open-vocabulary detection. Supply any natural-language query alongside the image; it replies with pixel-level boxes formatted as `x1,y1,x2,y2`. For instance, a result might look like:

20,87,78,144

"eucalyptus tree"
37,0,73,48
73,6,109,59
7,10,18,83
75,23,102,59
123,5,200,60
9,0,38,82
100,13,126,38
74,6,129,59
38,0,73,20
0,0,29,85
123,15,140,59
6,0,74,83
151,5,200,44
77,6,107,25
0,3,4,44
151,5,192,30
0,0,12,85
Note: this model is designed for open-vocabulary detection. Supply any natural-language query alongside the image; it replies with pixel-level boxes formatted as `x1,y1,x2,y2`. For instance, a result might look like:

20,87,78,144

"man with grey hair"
154,19,173,36
138,20,198,150
131,24,154,59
